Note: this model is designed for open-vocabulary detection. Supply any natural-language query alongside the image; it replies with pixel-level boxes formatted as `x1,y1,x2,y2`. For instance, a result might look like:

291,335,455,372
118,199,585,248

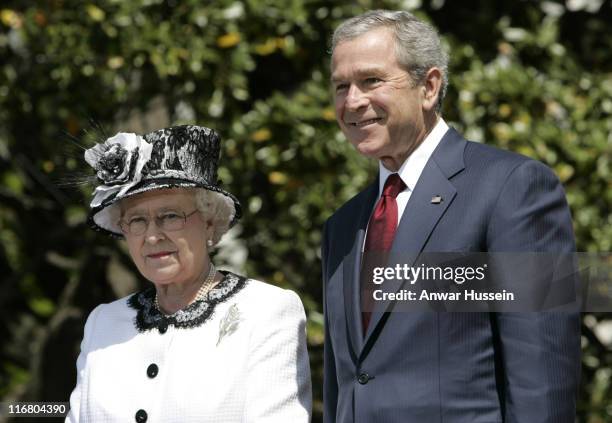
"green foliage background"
0,0,610,421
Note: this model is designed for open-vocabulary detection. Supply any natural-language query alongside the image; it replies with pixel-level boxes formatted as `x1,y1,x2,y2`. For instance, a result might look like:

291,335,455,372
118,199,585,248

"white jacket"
66,273,312,422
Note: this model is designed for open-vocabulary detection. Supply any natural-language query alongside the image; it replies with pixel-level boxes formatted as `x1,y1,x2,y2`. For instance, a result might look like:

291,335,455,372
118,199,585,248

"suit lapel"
363,128,467,344
344,180,378,355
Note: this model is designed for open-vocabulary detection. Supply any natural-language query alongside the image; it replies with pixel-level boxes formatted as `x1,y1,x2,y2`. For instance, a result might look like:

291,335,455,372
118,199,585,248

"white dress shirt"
378,118,449,227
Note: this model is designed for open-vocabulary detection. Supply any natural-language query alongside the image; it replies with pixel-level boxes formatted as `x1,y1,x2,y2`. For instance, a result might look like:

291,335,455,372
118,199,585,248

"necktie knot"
382,174,405,199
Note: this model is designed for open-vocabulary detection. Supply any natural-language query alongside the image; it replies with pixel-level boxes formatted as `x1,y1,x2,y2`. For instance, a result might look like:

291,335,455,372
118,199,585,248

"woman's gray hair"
193,188,234,246
331,9,449,113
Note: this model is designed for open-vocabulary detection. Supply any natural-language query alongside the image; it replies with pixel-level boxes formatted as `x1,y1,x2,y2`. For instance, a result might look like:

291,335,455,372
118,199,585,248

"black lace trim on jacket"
127,271,247,333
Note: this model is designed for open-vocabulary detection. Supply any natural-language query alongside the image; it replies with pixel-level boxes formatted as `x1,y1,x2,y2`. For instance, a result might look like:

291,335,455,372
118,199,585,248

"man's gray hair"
331,10,449,113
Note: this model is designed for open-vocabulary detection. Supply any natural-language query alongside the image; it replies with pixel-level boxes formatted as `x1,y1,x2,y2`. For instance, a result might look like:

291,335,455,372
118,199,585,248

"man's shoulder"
408,126,552,184
441,127,531,165
464,138,529,167
459,136,556,181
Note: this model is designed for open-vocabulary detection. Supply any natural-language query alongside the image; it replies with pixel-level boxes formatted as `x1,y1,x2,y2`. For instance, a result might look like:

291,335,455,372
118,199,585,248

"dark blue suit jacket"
322,128,581,423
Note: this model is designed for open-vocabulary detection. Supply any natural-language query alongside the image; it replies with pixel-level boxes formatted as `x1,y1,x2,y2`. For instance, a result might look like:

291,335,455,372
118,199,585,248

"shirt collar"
379,117,449,195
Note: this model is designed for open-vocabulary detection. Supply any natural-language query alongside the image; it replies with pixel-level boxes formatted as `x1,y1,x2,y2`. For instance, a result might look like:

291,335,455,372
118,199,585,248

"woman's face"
120,188,212,287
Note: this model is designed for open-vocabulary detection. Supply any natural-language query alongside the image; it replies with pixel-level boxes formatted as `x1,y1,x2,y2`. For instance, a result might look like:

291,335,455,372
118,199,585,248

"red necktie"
361,174,406,332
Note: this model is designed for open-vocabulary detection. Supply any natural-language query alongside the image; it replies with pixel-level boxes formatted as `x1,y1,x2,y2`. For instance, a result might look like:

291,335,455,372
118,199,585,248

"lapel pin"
431,195,443,204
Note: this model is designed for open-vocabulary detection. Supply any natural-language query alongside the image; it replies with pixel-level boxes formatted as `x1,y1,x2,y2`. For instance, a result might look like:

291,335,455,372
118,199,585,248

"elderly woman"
66,125,311,422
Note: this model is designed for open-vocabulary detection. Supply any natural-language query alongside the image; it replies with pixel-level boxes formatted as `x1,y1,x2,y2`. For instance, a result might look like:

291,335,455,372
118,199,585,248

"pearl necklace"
154,263,217,316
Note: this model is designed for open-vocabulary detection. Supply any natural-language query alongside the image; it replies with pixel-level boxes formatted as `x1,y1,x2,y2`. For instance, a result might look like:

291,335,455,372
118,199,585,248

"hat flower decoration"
84,132,153,208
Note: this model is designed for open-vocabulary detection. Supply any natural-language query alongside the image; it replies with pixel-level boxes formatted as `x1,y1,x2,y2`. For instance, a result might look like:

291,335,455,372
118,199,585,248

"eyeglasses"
119,210,199,236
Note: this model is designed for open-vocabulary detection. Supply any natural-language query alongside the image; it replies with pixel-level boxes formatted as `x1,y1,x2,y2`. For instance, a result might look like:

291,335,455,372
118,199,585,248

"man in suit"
322,10,581,423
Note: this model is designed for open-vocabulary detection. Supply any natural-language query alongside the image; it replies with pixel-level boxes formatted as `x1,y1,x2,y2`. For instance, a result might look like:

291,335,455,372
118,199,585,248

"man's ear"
422,67,442,112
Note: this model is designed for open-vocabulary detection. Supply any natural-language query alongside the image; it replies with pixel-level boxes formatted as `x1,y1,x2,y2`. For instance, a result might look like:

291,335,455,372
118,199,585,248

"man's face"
331,28,430,171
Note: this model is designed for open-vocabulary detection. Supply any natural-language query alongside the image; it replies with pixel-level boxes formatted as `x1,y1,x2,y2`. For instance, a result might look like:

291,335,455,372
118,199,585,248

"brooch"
217,303,241,346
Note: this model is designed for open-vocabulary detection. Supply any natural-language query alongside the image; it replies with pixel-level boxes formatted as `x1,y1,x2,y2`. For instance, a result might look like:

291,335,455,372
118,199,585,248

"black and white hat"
84,125,242,237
